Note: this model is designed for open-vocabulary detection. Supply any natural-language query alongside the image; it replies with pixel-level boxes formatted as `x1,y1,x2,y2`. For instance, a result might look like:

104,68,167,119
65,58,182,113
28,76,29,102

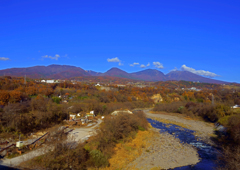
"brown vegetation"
1,76,240,168
0,77,153,139
21,111,149,169
153,101,235,123
215,114,240,170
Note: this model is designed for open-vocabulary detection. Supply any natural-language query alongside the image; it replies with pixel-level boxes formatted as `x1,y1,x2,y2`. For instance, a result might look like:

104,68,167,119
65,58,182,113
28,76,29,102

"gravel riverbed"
126,128,200,170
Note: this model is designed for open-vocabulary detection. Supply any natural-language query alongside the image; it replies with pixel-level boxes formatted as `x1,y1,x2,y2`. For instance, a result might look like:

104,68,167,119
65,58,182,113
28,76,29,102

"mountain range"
0,64,228,84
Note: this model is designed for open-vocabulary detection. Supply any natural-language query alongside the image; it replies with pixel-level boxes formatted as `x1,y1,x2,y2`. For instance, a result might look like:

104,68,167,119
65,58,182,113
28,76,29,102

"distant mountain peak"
166,70,226,84
0,65,229,84
107,67,125,71
130,69,166,81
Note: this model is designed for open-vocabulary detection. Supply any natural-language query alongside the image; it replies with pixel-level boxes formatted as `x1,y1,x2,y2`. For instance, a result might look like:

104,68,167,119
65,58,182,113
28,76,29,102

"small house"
86,111,95,117
95,83,101,86
46,80,55,84
69,115,76,120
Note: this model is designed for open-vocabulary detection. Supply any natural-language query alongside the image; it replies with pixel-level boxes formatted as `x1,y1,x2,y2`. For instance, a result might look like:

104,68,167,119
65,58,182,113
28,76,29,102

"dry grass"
100,130,156,170
150,110,211,124
233,108,240,114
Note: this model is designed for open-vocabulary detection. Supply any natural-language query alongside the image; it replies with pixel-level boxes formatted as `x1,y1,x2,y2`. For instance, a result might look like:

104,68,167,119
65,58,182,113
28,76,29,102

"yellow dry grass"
183,116,199,121
99,130,156,170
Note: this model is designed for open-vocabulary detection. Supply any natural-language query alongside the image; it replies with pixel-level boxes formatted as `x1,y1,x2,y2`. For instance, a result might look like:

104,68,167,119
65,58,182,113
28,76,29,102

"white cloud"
42,54,60,60
130,62,139,67
146,63,150,67
181,64,219,77
107,57,120,62
153,62,164,69
107,57,123,66
0,57,10,61
170,67,178,72
140,64,146,68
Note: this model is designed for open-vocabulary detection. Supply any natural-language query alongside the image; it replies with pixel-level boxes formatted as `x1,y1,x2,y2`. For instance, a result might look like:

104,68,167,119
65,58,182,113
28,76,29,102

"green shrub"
138,126,145,131
217,114,240,170
89,150,109,167
177,106,184,113
218,115,232,126
52,97,61,104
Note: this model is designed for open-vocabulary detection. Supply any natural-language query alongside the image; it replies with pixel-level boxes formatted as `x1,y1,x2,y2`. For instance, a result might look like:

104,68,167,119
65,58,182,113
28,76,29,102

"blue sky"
0,0,239,82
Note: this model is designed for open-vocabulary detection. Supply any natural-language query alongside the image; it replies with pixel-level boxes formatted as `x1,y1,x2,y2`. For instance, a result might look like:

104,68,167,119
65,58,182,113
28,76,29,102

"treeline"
0,76,240,138
0,77,152,138
154,80,221,89
153,102,234,122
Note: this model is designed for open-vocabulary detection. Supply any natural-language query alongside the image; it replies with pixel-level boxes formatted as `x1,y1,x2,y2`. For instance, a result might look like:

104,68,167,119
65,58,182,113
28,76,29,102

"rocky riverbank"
126,128,200,170
100,127,200,170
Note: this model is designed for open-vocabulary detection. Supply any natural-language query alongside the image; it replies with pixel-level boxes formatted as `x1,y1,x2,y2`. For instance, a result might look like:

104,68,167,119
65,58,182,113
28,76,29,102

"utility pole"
24,75,26,85
212,94,214,105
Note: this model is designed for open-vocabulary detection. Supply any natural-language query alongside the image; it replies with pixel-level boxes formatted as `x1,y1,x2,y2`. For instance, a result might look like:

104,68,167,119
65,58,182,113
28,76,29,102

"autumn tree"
9,90,22,103
0,90,10,105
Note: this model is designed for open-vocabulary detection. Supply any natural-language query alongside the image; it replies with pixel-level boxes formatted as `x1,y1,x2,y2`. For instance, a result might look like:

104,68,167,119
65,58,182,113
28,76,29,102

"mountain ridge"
0,65,229,84
166,70,226,84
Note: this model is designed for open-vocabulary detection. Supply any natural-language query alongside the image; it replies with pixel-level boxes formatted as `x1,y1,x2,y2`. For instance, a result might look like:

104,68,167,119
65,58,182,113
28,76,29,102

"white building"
46,80,55,83
232,105,240,109
95,83,101,86
69,115,76,120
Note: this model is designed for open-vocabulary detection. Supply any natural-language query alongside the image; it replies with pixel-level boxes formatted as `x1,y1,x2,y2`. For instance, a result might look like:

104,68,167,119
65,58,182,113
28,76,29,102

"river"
148,118,221,170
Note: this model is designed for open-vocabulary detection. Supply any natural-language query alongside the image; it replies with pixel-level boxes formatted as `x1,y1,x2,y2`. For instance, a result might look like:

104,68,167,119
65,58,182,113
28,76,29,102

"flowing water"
148,118,220,170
